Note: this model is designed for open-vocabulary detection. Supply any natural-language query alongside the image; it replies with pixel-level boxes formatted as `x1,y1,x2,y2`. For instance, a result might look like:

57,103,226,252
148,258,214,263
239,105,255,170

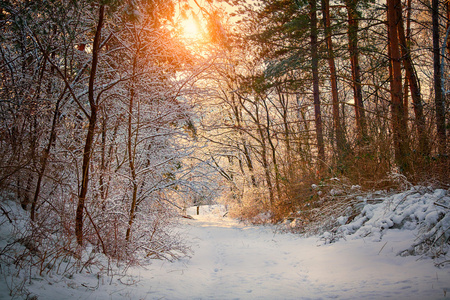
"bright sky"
175,0,209,44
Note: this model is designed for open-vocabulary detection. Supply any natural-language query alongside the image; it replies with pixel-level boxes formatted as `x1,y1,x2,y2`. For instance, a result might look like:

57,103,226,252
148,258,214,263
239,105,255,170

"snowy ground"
2,203,449,300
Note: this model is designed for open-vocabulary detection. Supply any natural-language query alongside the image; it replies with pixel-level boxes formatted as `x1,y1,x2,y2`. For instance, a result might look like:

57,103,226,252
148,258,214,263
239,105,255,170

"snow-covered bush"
0,1,201,297
281,174,450,263
324,186,449,264
0,193,191,298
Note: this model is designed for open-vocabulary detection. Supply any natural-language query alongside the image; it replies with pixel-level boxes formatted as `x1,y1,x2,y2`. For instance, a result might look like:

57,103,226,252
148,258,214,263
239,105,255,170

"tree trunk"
322,0,347,161
432,0,447,156
396,0,429,157
30,44,63,219
260,129,274,206
126,48,139,243
262,97,282,202
345,0,367,143
309,0,325,173
232,94,257,187
296,96,313,164
75,4,105,246
31,93,62,221
275,86,294,181
387,0,411,174
99,112,107,201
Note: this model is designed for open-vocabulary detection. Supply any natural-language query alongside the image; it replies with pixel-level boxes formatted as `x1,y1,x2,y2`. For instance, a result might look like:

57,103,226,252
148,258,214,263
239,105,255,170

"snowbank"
319,186,450,264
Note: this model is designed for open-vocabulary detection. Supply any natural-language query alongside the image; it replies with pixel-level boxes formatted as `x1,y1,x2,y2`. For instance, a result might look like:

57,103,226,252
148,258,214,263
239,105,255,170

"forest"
0,0,449,297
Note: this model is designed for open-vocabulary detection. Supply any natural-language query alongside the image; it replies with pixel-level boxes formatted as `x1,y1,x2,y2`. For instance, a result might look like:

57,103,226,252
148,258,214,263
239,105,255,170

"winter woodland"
0,0,449,299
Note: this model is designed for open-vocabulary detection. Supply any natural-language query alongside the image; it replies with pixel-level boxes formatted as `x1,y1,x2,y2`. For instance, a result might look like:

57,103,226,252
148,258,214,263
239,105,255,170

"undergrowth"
0,196,191,299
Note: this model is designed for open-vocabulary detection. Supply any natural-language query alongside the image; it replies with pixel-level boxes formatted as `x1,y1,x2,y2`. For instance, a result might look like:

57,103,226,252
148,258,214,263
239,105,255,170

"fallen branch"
434,202,450,210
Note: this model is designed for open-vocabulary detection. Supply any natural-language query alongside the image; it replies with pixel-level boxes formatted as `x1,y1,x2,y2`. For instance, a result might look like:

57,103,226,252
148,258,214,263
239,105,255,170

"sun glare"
181,16,202,41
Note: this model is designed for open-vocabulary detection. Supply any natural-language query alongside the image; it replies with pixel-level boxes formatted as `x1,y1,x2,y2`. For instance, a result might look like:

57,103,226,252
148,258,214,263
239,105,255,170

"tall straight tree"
321,0,347,160
387,0,411,174
309,0,325,173
432,0,446,157
345,0,367,144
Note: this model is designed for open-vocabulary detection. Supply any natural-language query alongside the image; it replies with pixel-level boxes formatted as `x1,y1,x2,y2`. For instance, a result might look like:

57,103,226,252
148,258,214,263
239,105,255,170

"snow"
1,192,450,299
332,187,450,254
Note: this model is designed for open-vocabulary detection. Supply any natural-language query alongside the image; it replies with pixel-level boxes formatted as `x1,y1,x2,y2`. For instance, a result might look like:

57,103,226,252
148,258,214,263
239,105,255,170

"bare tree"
75,4,105,247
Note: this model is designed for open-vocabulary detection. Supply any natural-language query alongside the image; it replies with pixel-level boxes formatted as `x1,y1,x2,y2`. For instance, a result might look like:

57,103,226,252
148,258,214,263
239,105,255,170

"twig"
378,241,388,255
435,260,450,268
84,207,107,255
434,202,450,210
0,205,12,223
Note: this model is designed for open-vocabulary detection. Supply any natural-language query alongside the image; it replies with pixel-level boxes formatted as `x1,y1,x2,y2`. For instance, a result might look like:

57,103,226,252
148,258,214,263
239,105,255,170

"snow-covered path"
18,206,450,299
136,210,449,300
147,214,310,299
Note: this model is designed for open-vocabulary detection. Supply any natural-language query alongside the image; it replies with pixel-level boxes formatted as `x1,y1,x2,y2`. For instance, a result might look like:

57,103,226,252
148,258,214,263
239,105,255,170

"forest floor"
3,204,449,300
